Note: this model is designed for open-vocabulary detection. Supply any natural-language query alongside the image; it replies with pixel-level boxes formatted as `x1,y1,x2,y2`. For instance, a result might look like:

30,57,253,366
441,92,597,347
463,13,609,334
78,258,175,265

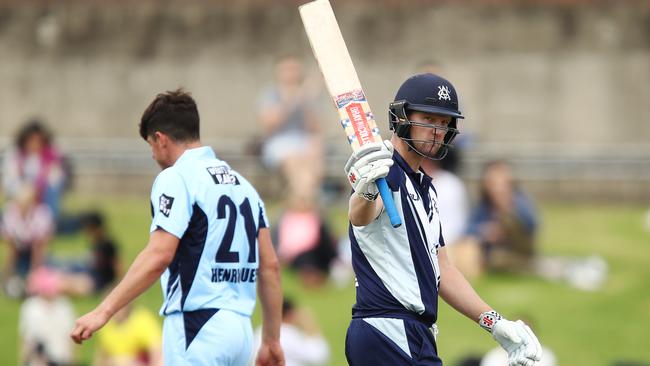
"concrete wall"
1,1,649,199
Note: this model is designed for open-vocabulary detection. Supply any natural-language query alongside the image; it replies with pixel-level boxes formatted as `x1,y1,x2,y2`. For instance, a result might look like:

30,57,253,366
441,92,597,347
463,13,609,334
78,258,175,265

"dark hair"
82,212,105,229
479,159,514,206
282,298,295,318
139,89,200,142
15,119,52,150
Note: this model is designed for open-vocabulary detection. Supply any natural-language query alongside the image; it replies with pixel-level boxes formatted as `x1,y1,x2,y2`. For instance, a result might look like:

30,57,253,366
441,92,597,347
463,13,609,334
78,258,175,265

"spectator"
95,303,163,366
454,161,608,290
2,120,66,218
57,212,120,296
19,266,76,366
257,55,324,206
415,59,444,75
454,160,538,278
420,149,470,247
252,298,330,366
2,185,54,296
274,200,337,288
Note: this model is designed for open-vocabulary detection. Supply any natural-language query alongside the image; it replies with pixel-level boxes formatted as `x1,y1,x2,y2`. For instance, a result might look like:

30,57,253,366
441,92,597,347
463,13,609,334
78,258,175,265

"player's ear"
153,131,168,146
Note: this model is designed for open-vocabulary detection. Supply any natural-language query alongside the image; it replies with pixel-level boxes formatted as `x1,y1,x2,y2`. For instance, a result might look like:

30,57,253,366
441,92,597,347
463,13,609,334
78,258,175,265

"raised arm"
347,141,394,226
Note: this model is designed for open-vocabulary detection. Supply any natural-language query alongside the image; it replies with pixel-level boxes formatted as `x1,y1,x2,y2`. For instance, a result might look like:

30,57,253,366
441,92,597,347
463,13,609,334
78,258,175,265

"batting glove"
479,311,542,366
344,140,394,201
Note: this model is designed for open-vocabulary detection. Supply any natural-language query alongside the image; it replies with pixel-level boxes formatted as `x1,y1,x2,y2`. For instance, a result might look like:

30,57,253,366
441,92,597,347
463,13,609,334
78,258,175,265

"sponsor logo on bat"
335,90,366,109
346,103,373,146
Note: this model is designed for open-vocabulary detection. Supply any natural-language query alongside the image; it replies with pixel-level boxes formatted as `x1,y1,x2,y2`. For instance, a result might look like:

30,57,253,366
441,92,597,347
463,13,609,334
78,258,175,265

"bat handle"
376,178,401,228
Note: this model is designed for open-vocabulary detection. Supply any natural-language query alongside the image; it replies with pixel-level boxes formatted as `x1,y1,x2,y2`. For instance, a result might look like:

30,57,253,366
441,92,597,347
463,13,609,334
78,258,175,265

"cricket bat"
299,0,401,228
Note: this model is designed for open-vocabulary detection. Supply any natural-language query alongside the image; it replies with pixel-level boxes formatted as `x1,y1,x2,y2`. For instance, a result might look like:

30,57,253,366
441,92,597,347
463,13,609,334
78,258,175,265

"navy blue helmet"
389,73,464,160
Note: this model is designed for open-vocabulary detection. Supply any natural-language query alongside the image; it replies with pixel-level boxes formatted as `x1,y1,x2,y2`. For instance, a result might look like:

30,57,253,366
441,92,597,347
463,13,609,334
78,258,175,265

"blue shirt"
349,151,445,326
149,146,268,316
466,191,538,239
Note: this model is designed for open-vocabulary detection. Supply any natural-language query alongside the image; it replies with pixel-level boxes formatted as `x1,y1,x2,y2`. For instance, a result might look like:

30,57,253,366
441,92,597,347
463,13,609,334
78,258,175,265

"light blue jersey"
149,146,268,317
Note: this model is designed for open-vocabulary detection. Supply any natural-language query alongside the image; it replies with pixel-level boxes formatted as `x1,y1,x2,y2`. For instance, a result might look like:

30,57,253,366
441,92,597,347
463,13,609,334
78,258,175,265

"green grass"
1,195,649,365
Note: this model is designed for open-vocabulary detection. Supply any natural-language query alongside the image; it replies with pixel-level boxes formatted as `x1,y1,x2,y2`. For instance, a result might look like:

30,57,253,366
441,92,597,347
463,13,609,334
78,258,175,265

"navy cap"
394,73,464,119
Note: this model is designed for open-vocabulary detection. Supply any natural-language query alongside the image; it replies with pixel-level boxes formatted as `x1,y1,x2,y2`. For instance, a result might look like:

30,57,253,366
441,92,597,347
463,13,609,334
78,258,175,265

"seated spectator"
2,185,54,296
57,212,120,296
257,55,324,206
454,160,538,278
275,202,337,288
2,120,66,218
19,266,76,366
95,304,163,366
252,298,330,366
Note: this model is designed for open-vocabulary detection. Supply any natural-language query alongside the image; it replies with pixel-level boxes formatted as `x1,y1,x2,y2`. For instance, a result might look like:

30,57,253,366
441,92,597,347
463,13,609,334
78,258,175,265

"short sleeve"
258,200,269,230
149,169,192,239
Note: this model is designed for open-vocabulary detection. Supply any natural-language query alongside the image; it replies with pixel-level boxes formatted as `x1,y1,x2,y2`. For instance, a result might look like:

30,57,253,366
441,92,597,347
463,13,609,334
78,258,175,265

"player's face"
408,111,451,158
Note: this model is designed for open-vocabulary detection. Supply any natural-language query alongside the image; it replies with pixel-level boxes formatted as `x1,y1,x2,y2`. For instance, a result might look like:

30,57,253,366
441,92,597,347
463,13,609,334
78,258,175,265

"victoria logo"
437,85,451,101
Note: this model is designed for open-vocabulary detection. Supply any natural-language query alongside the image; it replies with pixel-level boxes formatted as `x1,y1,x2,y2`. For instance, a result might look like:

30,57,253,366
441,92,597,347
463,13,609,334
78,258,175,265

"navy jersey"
149,147,268,316
349,151,445,326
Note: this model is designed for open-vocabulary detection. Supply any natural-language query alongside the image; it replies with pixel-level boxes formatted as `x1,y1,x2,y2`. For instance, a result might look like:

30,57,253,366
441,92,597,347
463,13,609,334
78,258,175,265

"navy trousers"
345,317,442,365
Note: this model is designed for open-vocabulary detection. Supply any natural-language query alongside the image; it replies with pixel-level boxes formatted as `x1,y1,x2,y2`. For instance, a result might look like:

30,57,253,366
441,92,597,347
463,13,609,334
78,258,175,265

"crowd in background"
0,58,622,366
0,121,159,366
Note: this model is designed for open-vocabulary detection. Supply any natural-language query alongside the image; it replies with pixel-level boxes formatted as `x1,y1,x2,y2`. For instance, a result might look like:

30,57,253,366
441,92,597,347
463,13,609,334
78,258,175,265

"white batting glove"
479,311,542,366
344,140,394,201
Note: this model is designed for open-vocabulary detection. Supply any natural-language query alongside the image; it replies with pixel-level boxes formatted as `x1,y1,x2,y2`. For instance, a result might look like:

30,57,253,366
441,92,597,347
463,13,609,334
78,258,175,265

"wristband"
359,191,379,201
478,310,502,333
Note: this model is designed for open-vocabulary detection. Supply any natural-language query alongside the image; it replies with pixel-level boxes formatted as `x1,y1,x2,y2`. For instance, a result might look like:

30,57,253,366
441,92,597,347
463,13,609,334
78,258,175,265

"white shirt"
252,324,330,366
19,296,76,364
1,202,53,249
431,169,469,246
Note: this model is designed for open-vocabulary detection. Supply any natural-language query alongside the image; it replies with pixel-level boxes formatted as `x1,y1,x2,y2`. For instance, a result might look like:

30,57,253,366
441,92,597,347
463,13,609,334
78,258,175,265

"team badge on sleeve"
159,194,175,217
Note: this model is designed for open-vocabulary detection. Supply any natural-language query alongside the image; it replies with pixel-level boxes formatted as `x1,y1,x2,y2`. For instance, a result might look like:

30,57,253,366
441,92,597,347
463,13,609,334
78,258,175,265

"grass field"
1,194,649,366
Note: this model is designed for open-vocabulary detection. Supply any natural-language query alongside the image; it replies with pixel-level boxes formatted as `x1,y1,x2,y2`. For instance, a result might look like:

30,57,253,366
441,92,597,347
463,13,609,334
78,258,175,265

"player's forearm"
439,256,491,322
257,260,283,343
96,245,171,318
349,194,382,227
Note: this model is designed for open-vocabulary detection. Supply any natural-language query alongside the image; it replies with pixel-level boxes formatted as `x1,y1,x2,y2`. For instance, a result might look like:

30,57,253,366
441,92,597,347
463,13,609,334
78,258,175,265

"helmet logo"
437,85,451,101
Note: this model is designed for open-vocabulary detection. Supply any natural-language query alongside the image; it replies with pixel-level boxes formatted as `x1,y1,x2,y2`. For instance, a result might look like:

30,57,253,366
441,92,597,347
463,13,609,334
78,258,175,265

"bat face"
300,0,403,228
299,0,383,152
335,89,382,150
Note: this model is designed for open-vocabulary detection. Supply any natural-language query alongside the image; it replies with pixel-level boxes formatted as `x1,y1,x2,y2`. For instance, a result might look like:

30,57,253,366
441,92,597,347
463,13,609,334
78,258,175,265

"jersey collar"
174,146,216,166
394,150,432,189
393,150,431,185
